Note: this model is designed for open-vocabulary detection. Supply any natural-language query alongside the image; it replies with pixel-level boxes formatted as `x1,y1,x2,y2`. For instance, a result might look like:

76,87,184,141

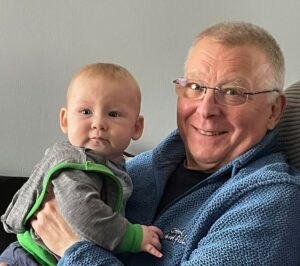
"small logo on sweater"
164,228,186,245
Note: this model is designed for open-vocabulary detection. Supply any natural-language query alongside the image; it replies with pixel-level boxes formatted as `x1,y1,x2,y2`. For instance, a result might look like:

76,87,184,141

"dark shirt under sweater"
156,160,210,215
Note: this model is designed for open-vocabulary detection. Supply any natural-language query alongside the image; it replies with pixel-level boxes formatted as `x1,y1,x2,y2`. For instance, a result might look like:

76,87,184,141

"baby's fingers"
145,244,163,258
149,226,164,239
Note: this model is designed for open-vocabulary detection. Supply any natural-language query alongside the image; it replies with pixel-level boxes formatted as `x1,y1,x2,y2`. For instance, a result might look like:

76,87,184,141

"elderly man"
15,21,300,265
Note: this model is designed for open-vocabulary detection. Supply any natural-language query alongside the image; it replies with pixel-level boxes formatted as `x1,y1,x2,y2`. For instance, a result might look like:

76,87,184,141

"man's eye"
222,88,244,96
187,82,202,91
109,111,120,117
80,109,92,115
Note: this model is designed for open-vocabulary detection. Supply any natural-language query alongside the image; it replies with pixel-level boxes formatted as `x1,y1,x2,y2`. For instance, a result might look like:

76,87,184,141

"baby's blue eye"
81,109,92,115
109,111,119,117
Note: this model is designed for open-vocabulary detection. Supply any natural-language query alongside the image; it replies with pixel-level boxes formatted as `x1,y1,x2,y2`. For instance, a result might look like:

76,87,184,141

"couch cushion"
278,81,300,170
0,176,27,253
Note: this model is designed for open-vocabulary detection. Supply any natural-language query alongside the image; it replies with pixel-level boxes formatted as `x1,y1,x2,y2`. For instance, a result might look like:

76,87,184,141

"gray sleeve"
1,152,51,233
52,169,129,251
1,142,74,233
1,178,42,233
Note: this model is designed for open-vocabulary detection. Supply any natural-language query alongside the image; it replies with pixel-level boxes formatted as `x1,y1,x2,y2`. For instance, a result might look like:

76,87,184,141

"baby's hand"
141,225,164,258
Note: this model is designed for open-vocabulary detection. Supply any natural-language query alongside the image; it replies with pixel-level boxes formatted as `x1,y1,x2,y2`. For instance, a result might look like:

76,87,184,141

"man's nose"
196,89,221,118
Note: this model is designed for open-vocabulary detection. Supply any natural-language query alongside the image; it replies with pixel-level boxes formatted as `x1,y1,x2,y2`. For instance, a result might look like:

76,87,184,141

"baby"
0,63,163,266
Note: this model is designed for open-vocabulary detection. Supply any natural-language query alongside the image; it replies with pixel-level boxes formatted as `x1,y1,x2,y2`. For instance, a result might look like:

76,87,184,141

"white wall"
1,0,300,176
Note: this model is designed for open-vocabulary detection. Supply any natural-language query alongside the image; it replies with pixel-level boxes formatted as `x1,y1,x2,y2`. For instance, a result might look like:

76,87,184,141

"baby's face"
60,75,143,163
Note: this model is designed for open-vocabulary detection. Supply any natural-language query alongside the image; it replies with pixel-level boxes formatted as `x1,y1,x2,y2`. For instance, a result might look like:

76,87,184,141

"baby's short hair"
66,63,141,106
70,62,139,89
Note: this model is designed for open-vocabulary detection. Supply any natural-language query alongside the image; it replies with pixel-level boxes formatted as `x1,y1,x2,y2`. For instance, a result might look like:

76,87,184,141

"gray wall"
1,0,300,176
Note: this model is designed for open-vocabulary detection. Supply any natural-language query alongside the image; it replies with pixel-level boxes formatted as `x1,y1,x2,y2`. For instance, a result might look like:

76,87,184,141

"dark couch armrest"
0,176,27,253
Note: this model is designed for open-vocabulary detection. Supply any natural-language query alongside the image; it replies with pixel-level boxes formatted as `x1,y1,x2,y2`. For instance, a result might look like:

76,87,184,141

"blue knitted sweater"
59,129,300,266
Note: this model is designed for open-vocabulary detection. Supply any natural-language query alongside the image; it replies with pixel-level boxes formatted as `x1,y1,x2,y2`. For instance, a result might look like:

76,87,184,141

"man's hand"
30,184,80,257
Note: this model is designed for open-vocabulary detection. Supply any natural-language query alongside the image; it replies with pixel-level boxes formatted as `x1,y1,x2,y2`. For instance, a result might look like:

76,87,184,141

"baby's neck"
105,154,124,165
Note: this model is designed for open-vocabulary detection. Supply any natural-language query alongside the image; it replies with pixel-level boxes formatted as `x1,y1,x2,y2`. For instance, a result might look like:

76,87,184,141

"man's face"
177,37,283,172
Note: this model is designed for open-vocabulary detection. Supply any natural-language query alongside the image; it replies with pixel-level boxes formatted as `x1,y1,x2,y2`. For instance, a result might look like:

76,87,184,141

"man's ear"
59,107,68,134
267,94,286,130
132,115,144,140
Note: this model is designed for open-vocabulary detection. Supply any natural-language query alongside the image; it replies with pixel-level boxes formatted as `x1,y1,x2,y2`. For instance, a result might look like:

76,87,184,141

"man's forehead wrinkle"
186,69,209,78
185,52,216,80
219,77,248,85
185,52,241,80
185,64,244,85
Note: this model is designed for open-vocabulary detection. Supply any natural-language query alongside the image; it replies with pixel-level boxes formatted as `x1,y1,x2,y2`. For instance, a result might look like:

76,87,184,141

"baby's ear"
59,107,68,134
132,115,144,140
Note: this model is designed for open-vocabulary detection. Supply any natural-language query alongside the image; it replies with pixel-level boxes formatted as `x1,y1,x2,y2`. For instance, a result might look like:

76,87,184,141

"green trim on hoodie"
18,161,123,266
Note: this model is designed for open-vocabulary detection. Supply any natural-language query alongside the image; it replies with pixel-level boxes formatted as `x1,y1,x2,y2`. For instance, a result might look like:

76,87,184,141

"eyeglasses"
173,78,280,106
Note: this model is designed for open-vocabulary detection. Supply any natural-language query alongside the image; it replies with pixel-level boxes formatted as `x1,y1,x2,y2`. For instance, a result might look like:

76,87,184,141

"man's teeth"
200,130,224,136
